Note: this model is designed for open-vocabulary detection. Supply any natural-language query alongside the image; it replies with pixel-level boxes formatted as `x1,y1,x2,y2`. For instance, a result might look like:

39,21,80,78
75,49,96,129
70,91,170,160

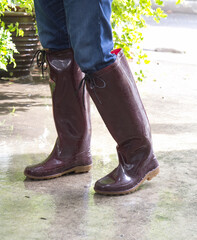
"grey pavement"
0,13,197,240
144,12,197,55
152,0,197,14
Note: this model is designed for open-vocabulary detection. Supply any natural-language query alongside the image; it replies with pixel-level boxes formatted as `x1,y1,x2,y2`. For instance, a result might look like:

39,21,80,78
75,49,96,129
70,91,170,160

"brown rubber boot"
83,48,159,195
24,49,92,180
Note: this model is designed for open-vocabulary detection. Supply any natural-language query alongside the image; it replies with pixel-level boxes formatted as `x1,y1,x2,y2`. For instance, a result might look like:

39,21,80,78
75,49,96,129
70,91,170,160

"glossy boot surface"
24,49,92,180
85,49,159,195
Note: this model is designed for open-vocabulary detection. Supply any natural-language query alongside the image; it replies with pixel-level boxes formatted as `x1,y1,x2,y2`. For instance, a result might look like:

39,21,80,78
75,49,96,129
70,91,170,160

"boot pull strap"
31,50,47,77
78,74,106,109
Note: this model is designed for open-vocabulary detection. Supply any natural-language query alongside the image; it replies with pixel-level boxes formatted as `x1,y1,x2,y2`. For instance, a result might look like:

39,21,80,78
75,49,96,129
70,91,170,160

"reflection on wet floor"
0,56,197,239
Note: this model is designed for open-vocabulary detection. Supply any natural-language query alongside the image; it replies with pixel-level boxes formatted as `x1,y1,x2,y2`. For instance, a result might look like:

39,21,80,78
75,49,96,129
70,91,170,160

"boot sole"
94,166,160,195
25,164,92,180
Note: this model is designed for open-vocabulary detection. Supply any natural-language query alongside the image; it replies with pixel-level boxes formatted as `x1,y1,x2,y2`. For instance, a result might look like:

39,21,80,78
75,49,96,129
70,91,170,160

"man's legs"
63,0,159,194
35,0,116,70
26,0,159,192
24,0,92,179
34,0,71,49
63,0,116,73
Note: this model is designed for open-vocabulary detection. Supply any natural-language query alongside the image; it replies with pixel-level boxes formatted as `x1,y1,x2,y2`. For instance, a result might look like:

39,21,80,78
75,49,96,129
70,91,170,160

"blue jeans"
34,0,117,73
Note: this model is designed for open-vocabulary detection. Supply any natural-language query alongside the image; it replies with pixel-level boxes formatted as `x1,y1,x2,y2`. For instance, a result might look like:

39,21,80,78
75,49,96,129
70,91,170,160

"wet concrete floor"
0,15,197,240
0,55,196,240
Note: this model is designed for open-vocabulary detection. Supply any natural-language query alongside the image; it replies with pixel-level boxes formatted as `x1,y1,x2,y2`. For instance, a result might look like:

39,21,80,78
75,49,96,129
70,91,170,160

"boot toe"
24,164,43,178
24,166,34,178
94,176,116,193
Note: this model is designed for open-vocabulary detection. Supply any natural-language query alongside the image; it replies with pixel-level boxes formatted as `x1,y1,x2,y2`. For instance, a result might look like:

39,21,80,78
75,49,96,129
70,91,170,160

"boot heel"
147,167,160,181
74,164,92,173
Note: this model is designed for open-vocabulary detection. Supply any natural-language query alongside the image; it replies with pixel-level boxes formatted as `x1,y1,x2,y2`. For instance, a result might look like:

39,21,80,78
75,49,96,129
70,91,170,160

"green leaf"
176,0,184,4
155,0,164,6
111,0,168,81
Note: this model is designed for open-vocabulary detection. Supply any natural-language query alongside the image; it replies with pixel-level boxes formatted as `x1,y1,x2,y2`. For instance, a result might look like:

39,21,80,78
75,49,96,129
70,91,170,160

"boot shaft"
85,49,151,147
46,49,91,157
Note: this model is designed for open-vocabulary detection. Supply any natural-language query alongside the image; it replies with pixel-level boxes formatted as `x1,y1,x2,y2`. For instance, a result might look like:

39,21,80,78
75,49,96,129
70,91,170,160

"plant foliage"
112,0,167,61
0,26,18,71
0,0,34,71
